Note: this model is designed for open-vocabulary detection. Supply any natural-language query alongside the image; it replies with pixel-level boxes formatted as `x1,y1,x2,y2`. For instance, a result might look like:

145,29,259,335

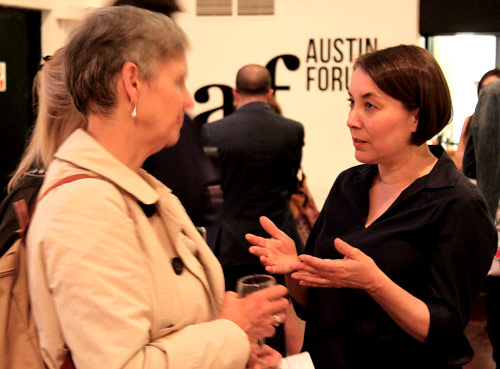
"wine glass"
236,274,277,347
236,274,277,297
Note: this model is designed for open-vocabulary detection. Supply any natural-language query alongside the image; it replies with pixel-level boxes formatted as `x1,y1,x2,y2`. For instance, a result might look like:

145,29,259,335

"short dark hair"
478,68,500,95
354,44,452,146
235,64,272,95
112,0,180,17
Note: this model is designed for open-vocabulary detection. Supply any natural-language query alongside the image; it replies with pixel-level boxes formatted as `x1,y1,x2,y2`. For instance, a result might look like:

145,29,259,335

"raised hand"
245,216,299,275
291,238,383,292
219,285,289,342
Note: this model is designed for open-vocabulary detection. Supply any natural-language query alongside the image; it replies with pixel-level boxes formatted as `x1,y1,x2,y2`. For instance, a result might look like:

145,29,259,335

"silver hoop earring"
132,105,137,118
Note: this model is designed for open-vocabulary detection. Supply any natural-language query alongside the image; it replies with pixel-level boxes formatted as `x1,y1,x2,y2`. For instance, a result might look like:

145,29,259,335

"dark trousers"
487,276,500,367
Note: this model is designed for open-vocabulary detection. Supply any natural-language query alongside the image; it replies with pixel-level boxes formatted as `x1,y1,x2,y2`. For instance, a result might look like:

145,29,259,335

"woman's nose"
184,88,194,110
346,108,360,128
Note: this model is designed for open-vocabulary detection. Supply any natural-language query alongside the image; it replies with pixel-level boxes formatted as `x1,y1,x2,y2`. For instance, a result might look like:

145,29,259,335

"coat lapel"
156,191,225,317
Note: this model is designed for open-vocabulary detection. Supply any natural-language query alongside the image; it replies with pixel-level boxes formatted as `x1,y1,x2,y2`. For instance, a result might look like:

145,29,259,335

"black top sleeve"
462,122,477,179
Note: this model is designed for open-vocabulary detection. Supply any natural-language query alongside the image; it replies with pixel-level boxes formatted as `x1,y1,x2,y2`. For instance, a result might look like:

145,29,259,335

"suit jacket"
202,101,304,266
26,129,249,369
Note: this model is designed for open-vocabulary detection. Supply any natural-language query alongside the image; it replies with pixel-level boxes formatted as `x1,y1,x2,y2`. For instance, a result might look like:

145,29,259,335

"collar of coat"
54,128,164,206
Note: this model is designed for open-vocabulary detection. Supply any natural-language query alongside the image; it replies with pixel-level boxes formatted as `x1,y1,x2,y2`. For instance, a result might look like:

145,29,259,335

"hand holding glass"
236,274,278,346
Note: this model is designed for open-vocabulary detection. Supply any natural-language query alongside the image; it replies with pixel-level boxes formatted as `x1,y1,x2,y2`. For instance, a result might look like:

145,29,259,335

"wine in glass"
236,274,277,347
236,274,277,297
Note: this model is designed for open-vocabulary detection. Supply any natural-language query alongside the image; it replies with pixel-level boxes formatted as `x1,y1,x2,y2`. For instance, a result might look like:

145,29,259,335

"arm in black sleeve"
424,191,496,364
287,123,305,198
462,126,477,179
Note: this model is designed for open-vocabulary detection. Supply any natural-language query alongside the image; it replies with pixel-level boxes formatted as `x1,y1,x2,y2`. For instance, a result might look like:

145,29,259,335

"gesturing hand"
291,238,383,292
245,216,299,275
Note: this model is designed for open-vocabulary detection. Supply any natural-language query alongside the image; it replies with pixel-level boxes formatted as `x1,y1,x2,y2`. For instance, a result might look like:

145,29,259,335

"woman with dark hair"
477,69,500,96
247,45,496,369
26,6,287,369
453,68,500,172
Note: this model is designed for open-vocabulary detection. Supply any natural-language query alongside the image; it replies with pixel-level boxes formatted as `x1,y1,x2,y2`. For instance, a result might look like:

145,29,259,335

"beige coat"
26,129,250,369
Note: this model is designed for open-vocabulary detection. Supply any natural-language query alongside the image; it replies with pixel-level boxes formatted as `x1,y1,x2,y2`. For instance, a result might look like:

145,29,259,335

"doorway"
0,6,41,198
428,34,498,148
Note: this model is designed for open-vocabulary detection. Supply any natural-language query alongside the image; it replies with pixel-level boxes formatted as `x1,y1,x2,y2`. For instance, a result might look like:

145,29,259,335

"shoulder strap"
11,174,93,369
13,174,96,240
38,174,96,203
13,200,30,236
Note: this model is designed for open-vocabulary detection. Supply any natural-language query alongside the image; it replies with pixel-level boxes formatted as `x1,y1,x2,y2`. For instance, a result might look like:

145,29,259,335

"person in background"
202,64,304,355
113,0,221,229
26,7,287,369
247,45,496,369
253,91,306,355
463,78,500,369
453,68,500,173
202,64,304,292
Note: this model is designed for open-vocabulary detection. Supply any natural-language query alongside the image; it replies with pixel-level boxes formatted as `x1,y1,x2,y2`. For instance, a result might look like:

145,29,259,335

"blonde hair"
65,5,188,117
8,48,87,192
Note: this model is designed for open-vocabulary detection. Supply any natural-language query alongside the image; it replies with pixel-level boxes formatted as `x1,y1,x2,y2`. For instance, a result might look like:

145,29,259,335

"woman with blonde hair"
25,6,287,369
8,49,87,192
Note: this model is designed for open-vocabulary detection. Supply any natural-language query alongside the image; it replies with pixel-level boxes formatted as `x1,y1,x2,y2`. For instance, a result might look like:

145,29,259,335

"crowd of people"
0,2,498,369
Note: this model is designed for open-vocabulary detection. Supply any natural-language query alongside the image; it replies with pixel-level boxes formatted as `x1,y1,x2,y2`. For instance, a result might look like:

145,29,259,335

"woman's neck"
376,144,437,188
365,145,438,228
86,112,147,172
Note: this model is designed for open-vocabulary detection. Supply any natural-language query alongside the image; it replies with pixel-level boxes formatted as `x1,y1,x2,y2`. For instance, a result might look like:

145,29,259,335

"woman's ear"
121,62,141,104
411,108,420,133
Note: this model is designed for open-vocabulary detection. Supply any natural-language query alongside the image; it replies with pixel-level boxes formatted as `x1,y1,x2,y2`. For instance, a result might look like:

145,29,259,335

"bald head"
235,64,272,96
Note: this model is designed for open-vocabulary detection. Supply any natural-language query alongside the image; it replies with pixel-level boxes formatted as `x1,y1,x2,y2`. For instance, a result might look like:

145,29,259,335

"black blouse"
300,146,496,369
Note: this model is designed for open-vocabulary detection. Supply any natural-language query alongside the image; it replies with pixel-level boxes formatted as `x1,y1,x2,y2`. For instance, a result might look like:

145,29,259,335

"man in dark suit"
202,64,304,291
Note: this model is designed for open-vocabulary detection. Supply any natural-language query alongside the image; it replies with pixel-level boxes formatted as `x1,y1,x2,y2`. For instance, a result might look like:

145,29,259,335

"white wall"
432,35,498,145
175,0,420,206
0,0,420,207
